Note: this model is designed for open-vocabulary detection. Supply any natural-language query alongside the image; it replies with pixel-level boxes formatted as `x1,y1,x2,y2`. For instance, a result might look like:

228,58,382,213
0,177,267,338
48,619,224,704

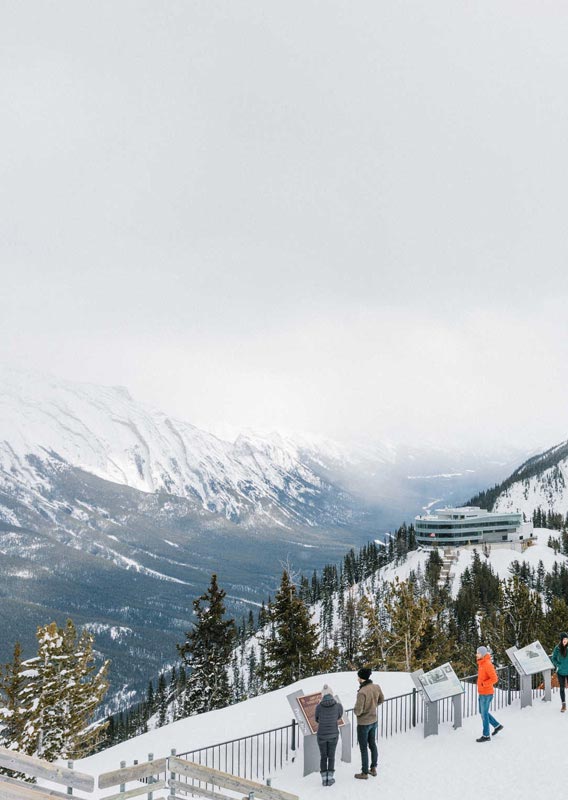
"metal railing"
176,721,295,783
174,663,555,783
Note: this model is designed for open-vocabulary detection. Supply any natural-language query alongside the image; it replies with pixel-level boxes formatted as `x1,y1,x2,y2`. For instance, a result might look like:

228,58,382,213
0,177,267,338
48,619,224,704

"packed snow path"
80,670,564,799
279,698,560,799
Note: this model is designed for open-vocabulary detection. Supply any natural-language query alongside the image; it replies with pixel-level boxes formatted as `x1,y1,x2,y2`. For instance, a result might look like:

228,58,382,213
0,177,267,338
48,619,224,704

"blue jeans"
357,722,378,773
478,694,500,737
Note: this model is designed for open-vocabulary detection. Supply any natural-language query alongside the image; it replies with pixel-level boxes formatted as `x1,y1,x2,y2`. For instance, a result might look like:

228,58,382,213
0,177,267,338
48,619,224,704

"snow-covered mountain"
0,365,357,529
471,440,568,519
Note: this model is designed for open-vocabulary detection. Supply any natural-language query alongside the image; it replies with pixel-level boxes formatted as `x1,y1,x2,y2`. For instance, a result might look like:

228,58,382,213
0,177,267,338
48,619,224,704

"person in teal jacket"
551,632,568,712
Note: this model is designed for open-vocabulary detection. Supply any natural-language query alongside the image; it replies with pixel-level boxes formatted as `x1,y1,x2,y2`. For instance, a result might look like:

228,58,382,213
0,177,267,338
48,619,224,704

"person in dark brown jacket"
353,667,384,779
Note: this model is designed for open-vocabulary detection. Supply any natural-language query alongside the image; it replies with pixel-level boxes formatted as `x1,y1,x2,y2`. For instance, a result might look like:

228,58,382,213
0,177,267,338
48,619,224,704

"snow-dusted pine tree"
4,620,108,761
0,642,25,751
260,570,321,690
177,573,235,716
157,672,168,727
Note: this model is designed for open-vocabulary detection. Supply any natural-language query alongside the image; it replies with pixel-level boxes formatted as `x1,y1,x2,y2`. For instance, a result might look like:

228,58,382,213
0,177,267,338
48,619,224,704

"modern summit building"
414,506,534,547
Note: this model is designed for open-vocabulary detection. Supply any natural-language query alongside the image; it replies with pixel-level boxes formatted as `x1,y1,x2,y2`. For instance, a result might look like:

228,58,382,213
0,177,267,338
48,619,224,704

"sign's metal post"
339,720,352,764
410,669,438,738
452,693,462,730
423,695,439,737
543,669,552,702
519,674,532,708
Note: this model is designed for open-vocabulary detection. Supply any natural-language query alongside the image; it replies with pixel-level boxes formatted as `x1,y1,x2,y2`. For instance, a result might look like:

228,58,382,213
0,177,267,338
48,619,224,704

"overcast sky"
2,1,567,449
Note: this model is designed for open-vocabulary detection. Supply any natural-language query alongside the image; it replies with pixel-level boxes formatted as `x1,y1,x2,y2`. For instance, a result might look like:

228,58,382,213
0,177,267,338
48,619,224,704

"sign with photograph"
297,692,346,735
511,641,553,676
418,662,464,703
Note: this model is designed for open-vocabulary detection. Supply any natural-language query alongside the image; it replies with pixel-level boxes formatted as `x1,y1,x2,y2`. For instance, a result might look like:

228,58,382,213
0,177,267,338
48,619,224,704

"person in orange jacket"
476,646,503,742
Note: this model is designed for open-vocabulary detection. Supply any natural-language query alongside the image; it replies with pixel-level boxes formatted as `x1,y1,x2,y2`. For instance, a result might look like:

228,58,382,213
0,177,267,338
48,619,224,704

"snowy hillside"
470,439,568,519
76,668,568,800
494,456,568,517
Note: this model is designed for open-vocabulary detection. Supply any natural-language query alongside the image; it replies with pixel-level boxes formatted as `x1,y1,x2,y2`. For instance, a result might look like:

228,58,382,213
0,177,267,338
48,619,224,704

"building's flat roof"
415,506,521,522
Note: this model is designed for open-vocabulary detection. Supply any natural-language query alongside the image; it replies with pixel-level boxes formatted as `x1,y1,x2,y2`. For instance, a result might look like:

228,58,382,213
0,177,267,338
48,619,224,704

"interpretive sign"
511,641,553,676
418,662,464,703
297,692,346,735
297,693,320,735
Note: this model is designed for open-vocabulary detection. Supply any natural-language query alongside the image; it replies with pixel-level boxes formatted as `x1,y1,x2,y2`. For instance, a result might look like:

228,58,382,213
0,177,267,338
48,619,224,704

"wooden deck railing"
0,748,299,800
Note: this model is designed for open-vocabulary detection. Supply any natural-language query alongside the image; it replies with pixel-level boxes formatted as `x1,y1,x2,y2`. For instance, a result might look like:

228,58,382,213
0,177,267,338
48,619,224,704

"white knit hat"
322,684,334,696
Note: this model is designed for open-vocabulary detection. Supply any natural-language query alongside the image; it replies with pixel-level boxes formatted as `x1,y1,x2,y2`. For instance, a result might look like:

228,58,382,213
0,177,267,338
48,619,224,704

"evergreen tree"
481,576,545,664
382,577,436,671
169,666,178,721
337,592,361,668
177,573,235,716
157,672,168,727
13,621,108,760
146,680,155,721
260,570,320,690
0,642,25,750
357,595,386,669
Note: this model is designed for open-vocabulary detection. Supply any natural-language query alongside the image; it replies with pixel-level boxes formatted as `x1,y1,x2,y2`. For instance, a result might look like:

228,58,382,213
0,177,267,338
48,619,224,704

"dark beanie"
358,667,372,681
560,632,568,641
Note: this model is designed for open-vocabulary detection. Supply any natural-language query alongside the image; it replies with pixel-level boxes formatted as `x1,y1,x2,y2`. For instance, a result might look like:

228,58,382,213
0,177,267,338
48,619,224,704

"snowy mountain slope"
0,365,528,532
472,439,568,518
0,367,374,702
76,667,568,800
0,365,356,529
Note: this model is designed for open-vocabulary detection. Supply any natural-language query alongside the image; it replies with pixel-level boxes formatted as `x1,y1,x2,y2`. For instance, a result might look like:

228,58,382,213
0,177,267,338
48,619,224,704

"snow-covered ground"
448,527,566,593
77,668,564,800
79,671,414,774
282,695,564,800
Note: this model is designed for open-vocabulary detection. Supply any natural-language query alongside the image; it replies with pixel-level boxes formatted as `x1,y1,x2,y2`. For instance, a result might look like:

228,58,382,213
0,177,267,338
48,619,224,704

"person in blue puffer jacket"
315,684,343,787
551,632,568,712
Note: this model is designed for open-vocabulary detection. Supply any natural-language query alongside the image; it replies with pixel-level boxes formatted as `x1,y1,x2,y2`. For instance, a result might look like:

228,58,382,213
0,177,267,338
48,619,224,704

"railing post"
67,760,73,796
119,760,126,795
507,664,512,705
170,748,176,799
148,753,154,800
412,688,417,728
291,718,296,752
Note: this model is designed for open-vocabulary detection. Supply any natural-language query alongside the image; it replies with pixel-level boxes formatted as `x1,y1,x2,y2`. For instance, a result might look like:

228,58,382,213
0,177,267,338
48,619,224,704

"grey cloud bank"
1,1,567,449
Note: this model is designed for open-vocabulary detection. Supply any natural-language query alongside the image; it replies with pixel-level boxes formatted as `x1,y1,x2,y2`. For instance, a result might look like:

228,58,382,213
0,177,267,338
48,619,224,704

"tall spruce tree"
0,642,25,751
260,570,320,690
177,573,235,716
9,621,108,760
382,577,435,671
157,672,168,727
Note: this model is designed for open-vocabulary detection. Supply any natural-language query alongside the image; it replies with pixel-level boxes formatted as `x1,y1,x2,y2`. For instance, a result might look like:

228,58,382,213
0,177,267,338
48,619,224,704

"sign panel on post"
512,641,553,676
418,662,464,703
